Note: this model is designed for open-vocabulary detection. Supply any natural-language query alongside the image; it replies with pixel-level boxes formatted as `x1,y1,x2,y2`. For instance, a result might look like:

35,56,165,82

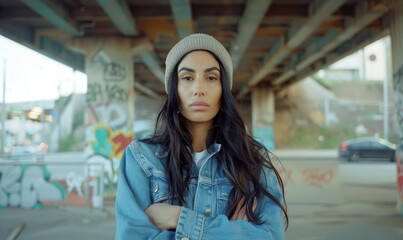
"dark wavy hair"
146,51,288,228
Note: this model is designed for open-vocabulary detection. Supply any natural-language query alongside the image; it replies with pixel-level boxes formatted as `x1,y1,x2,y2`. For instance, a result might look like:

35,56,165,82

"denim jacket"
115,139,285,240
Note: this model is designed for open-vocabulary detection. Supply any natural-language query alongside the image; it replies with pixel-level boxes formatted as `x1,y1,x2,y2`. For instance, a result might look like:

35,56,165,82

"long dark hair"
146,51,288,228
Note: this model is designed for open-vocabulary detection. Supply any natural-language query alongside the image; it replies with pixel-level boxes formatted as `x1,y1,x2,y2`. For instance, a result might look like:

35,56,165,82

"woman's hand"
145,203,181,230
230,197,257,221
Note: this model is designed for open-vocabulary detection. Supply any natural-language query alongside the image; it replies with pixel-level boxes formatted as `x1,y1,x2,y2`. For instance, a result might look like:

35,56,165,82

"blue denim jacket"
115,139,285,240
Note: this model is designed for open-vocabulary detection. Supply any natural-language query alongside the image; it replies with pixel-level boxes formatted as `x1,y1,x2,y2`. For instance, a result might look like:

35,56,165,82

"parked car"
338,137,396,162
6,145,45,161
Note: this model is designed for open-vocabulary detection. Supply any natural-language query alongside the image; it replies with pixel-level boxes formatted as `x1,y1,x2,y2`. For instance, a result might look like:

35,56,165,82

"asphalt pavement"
1,150,402,240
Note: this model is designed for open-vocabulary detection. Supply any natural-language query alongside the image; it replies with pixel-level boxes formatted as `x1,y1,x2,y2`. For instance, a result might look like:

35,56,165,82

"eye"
206,76,218,81
181,76,193,81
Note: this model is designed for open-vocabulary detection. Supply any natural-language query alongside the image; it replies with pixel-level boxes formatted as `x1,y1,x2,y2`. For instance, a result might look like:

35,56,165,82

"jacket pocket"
216,182,234,215
150,174,171,203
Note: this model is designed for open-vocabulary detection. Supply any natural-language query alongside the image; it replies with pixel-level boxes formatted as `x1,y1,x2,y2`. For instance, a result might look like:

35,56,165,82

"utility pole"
383,37,390,141
1,59,6,157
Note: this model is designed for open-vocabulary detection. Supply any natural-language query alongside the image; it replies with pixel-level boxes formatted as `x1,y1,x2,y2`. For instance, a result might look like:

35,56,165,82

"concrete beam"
280,28,389,91
237,0,345,98
20,0,80,36
39,36,85,72
96,0,137,36
134,82,162,100
170,0,193,39
230,0,273,69
139,52,164,84
129,38,164,84
272,1,388,87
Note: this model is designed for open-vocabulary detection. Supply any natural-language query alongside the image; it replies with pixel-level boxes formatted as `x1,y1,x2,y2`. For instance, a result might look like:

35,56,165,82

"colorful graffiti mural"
86,124,133,185
0,164,102,209
85,48,134,194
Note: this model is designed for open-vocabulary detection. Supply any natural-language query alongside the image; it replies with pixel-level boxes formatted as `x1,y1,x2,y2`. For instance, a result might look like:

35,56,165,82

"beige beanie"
164,33,233,93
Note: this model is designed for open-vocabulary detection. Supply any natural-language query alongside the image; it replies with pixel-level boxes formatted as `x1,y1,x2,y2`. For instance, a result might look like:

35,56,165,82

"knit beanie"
164,33,233,93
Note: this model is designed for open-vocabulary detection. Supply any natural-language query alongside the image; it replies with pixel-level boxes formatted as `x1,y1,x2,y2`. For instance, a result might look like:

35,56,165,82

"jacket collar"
155,143,221,158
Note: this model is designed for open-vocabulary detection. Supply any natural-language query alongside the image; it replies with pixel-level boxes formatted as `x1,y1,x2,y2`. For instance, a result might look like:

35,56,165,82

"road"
278,154,401,240
1,151,402,240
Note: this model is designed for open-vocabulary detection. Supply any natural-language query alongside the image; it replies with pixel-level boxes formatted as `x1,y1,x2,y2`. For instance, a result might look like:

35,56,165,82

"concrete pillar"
252,87,275,150
71,37,135,185
390,0,403,215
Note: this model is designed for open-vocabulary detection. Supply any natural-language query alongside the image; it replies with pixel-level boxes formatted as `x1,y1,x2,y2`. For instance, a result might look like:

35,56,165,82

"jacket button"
204,208,211,217
153,183,158,193
181,237,189,240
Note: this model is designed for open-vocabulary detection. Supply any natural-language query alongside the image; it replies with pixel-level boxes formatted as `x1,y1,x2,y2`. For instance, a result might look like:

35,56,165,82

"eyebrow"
178,66,220,73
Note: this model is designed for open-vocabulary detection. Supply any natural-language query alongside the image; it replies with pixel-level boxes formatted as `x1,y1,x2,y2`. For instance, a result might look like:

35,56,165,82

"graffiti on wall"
87,83,129,103
0,165,98,209
278,167,335,189
393,63,403,213
86,124,133,184
85,48,133,190
0,165,63,208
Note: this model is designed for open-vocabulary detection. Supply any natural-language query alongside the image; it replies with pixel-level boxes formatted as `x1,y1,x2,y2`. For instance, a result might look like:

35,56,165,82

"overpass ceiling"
0,0,391,99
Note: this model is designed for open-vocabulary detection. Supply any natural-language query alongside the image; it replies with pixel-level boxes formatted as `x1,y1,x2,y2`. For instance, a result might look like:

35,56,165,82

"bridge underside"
0,0,391,99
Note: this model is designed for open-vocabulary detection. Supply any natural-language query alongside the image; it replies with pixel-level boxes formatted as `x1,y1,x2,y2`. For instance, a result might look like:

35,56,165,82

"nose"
193,77,205,96
193,88,205,96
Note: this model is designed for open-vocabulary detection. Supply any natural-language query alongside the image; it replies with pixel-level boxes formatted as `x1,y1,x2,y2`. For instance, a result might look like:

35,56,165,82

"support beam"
20,0,80,35
272,1,388,87
96,0,137,36
170,0,193,39
280,27,389,91
134,82,162,100
238,0,345,98
139,52,164,84
230,0,273,69
130,39,164,84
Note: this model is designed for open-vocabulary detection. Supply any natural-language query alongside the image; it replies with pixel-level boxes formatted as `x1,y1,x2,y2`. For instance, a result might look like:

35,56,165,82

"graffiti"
92,49,127,82
93,126,114,158
87,83,129,103
112,130,133,159
87,103,128,129
278,168,293,186
105,84,128,102
104,62,126,81
393,64,403,93
89,124,133,160
105,103,128,128
86,48,133,196
66,172,84,197
393,63,403,213
0,164,104,209
302,168,334,188
86,125,133,184
87,83,104,103
0,165,64,208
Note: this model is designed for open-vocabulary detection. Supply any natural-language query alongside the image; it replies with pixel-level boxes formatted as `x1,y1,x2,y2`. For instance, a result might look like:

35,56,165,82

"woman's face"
177,50,222,126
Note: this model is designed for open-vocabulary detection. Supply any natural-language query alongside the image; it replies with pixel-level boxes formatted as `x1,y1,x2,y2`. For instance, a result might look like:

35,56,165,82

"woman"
115,33,288,239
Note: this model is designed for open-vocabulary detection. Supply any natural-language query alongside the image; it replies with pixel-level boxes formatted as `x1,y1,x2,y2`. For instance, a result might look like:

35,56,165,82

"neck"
188,122,212,152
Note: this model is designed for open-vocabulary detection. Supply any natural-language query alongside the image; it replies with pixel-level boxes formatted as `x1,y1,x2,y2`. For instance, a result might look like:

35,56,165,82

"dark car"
6,145,44,161
339,137,396,162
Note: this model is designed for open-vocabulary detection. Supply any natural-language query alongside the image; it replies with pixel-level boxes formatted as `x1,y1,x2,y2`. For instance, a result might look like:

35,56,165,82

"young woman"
115,33,288,239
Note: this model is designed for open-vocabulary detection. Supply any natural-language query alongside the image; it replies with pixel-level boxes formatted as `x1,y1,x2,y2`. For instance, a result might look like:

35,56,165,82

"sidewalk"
1,200,403,240
0,200,116,240
286,202,403,240
273,149,338,160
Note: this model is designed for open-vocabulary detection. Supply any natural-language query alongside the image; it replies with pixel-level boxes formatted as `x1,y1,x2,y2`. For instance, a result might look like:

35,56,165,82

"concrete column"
71,37,135,185
252,87,275,150
390,0,403,215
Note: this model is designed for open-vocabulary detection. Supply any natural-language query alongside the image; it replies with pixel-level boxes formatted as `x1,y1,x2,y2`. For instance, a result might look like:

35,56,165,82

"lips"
190,101,209,107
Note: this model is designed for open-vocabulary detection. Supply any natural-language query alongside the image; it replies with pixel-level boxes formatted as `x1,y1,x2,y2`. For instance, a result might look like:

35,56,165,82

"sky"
0,35,87,103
